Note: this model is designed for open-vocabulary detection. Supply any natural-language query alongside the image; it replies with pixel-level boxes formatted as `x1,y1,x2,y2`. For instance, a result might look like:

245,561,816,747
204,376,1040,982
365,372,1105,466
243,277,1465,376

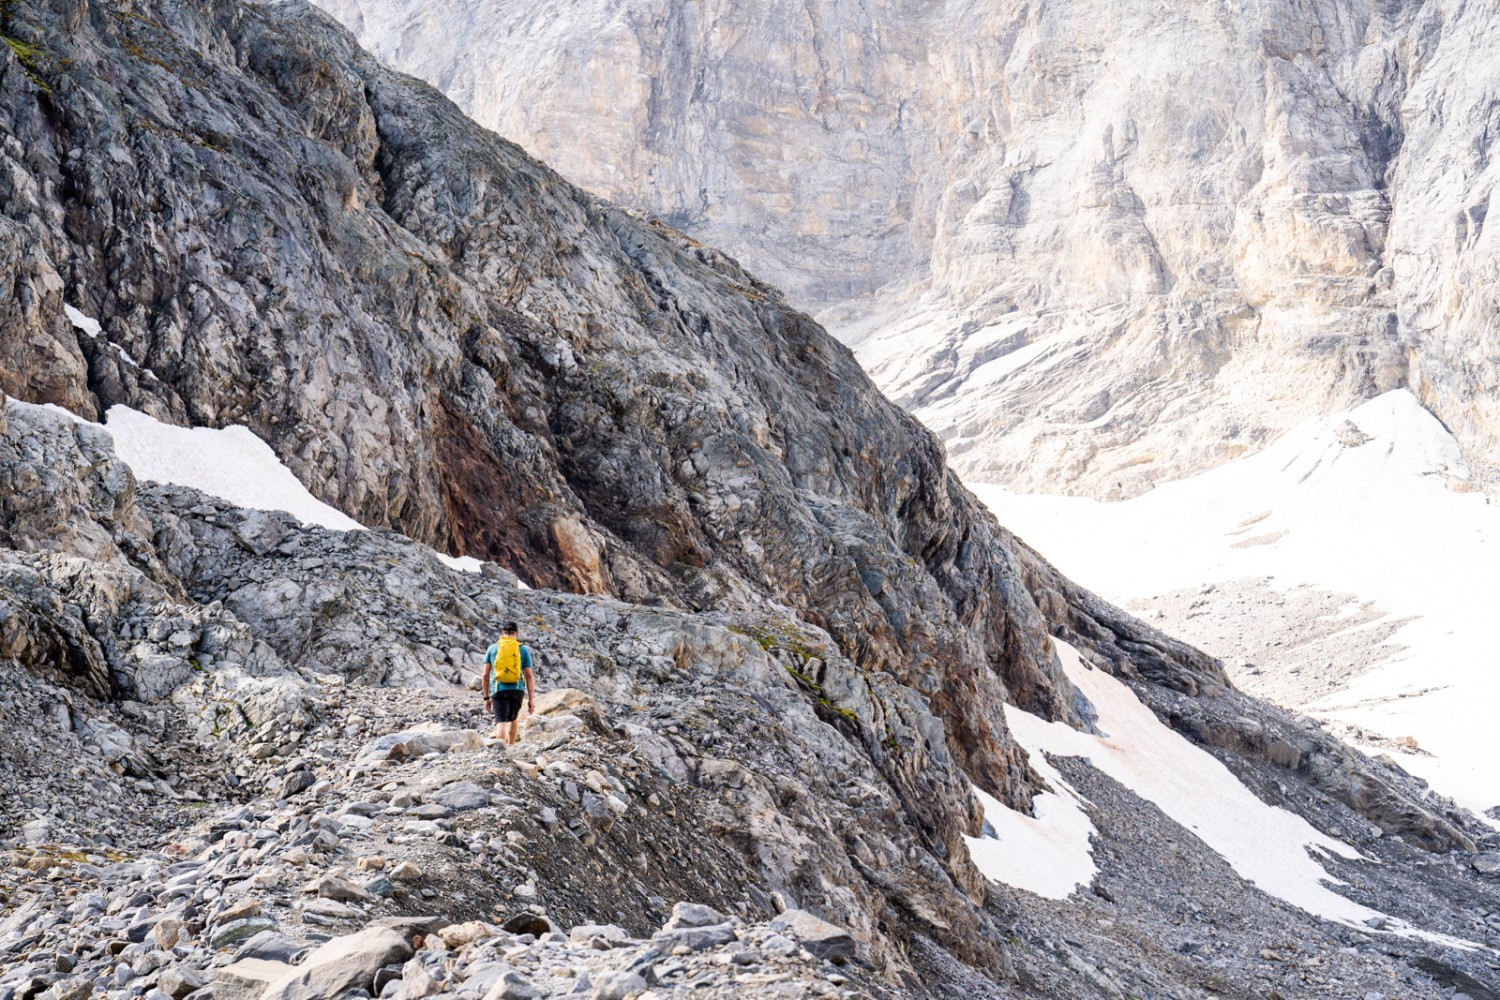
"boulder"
500,912,551,937
393,957,441,1000
233,931,305,964
662,902,727,930
210,916,277,949
359,728,484,762
479,968,539,1000
316,874,373,902
428,781,490,811
215,958,293,1000
770,909,856,962
566,923,632,946
590,970,647,1000
260,926,414,1000
1471,853,1500,877
156,965,207,1000
651,922,736,953
436,921,497,949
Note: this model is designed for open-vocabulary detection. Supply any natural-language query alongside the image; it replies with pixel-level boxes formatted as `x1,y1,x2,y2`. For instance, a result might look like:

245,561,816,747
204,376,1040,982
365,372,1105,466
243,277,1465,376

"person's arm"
482,661,492,704
522,647,535,712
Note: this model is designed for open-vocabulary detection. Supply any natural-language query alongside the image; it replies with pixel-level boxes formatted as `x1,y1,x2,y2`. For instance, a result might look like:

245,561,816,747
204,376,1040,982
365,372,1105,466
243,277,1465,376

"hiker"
482,621,536,745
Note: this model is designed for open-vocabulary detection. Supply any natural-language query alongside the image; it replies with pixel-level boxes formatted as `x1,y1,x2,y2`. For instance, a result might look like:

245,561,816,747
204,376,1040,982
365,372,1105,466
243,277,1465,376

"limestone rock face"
0,0,1094,816
320,0,1500,496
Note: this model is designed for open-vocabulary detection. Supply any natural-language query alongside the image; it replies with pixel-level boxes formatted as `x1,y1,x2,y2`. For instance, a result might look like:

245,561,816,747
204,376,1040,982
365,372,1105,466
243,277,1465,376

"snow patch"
964,746,1097,900
975,639,1474,946
974,389,1500,822
64,305,101,338
104,405,364,533
100,406,503,578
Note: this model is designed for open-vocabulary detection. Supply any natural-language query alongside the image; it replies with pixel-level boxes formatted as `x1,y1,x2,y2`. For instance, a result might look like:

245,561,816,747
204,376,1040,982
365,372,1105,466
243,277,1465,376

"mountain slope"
0,0,1206,975
3,394,1497,997
3,0,1499,994
2,0,1075,818
319,0,1500,497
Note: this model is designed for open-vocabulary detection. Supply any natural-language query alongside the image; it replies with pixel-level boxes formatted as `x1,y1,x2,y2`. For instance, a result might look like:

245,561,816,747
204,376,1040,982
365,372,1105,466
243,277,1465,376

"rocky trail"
1,678,901,1000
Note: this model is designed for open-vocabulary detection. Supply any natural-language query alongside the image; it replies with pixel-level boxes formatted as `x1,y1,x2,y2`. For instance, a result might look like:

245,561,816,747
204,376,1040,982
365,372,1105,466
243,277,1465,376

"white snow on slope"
101,405,488,574
973,390,1500,821
105,405,365,532
963,746,1097,900
970,640,1475,946
64,304,101,338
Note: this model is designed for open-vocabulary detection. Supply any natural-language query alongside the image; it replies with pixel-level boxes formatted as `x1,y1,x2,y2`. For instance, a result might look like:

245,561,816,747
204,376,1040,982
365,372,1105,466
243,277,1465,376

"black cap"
502,621,519,634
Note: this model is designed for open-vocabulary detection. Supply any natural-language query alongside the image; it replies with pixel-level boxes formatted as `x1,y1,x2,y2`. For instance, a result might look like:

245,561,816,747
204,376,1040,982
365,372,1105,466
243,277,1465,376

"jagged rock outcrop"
0,0,1107,824
0,397,1015,979
320,0,1500,497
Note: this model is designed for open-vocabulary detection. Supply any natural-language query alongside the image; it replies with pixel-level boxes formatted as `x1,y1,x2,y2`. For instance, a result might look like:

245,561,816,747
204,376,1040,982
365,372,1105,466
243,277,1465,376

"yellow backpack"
493,637,523,688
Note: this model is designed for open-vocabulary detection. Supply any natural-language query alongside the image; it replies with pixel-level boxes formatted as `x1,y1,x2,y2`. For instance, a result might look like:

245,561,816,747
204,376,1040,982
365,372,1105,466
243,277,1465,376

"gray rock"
589,970,646,1000
566,924,631,946
360,731,485,762
234,931,306,965
479,969,539,1000
317,874,373,902
428,781,490,812
662,902,727,931
652,923,736,953
392,958,440,1000
770,910,856,963
210,917,277,950
156,966,207,1000
363,875,396,898
215,959,294,1000
278,771,317,798
260,927,414,1000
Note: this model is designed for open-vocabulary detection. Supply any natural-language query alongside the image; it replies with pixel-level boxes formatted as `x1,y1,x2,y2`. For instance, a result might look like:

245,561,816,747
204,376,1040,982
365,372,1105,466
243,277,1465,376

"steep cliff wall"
0,0,1181,911
320,0,1500,497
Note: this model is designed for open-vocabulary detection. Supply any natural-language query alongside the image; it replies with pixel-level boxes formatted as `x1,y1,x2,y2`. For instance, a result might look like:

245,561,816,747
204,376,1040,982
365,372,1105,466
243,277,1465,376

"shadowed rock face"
0,0,1139,865
319,0,1500,498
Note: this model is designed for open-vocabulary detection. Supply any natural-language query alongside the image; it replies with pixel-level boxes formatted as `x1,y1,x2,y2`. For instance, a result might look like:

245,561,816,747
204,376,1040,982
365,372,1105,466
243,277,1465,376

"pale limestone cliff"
319,0,1500,497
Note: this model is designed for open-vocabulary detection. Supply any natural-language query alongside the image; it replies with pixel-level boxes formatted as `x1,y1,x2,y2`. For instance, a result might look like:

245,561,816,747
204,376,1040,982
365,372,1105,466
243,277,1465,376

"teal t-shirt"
485,643,534,692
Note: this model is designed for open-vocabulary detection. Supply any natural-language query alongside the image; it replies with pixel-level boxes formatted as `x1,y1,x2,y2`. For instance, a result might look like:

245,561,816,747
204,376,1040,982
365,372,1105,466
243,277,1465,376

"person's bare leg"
506,717,519,745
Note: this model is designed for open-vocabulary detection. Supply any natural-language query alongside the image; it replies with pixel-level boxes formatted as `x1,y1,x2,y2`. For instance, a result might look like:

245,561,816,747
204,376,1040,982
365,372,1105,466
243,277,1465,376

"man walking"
482,621,536,745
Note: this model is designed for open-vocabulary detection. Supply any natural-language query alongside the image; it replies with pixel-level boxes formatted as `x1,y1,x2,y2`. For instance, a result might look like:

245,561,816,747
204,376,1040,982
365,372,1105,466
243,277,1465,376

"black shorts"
490,690,524,723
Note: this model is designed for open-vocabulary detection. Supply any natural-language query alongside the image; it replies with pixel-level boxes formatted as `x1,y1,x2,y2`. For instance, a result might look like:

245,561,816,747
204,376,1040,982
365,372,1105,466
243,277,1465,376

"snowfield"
974,390,1500,824
969,641,1476,946
103,405,367,534
21,359,492,577
102,406,489,575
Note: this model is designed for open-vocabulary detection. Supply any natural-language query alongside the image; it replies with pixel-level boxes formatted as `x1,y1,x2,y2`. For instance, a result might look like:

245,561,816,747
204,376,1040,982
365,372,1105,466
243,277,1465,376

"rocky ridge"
2,399,1499,998
321,0,1500,497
